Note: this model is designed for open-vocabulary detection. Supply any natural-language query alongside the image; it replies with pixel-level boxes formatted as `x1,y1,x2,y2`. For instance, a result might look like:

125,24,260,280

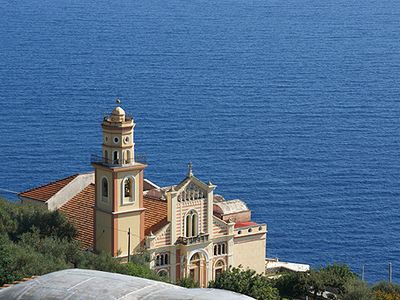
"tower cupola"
100,100,135,166
110,106,126,122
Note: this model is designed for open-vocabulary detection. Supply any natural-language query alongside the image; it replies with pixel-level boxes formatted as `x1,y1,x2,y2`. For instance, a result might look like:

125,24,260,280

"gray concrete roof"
0,269,254,300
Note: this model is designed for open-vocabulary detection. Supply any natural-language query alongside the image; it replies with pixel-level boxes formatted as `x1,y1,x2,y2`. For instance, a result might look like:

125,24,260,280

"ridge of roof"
19,174,80,202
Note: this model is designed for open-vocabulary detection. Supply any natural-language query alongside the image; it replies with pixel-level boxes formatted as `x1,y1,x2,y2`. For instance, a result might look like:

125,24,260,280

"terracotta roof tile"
59,184,95,249
19,174,79,202
234,221,257,229
143,197,168,235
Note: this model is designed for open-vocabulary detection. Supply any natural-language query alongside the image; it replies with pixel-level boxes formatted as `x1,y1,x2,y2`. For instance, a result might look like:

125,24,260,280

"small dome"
110,106,125,122
112,106,125,116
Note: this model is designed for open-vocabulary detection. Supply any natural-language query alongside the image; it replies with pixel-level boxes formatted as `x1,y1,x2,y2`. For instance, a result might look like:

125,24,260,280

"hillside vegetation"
0,198,163,286
0,198,399,300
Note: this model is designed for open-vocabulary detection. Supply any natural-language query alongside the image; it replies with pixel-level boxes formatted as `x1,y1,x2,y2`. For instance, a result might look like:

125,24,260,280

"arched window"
101,177,108,200
126,150,131,164
191,213,198,236
157,269,169,277
214,243,227,256
156,255,160,266
155,253,169,266
113,151,119,164
214,260,225,279
185,210,198,238
122,176,135,204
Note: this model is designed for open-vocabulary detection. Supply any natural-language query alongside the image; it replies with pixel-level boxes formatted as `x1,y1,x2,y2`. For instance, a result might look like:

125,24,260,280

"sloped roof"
19,174,169,244
19,174,79,202
59,184,95,249
143,197,168,235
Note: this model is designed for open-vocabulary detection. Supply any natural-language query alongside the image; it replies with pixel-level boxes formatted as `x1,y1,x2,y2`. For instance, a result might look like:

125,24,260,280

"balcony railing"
91,154,147,166
176,233,209,246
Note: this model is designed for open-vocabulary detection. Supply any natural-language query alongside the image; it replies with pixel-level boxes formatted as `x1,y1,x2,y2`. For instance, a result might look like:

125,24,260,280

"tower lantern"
101,101,135,165
92,101,146,258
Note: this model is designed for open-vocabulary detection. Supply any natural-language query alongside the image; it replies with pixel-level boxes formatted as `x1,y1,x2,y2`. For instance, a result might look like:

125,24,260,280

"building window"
113,137,119,144
155,253,169,266
104,150,108,163
185,210,198,238
214,260,225,279
157,269,169,278
213,243,227,256
113,151,119,164
124,150,131,164
122,176,135,204
101,177,108,201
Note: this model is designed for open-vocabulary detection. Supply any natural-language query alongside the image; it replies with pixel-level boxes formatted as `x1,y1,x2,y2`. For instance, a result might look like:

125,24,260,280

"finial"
188,161,193,177
116,99,121,104
208,180,213,186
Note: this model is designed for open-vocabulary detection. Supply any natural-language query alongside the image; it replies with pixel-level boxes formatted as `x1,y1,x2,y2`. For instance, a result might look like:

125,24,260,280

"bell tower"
92,100,146,258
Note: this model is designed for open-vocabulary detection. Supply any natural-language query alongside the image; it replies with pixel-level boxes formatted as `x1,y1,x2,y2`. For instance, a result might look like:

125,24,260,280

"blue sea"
1,0,400,284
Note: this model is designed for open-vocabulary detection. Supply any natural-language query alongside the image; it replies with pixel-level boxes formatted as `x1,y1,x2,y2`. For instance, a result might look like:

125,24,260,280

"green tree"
208,267,279,300
341,279,372,300
274,272,308,299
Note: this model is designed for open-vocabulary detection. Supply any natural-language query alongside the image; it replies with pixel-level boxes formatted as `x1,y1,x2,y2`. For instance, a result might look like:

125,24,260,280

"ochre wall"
233,233,266,274
116,212,142,257
95,210,112,253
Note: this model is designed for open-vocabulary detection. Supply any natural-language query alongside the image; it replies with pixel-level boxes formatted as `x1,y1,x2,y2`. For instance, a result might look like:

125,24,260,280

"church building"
19,104,267,287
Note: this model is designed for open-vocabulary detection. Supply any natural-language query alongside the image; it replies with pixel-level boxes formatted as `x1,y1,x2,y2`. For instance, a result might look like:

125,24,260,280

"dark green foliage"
341,279,372,300
322,264,357,295
0,199,76,241
274,272,308,299
0,199,162,286
0,233,69,286
273,264,362,300
208,267,279,300
178,277,199,288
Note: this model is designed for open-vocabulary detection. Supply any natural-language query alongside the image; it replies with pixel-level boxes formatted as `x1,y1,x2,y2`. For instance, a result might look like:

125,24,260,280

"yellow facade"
93,103,267,285
233,232,267,274
93,105,146,258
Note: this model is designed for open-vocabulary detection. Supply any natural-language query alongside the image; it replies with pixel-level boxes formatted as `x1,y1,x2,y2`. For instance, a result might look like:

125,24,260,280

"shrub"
208,267,279,300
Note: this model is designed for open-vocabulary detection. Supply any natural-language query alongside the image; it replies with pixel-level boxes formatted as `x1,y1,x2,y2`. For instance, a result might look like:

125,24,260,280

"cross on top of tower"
187,162,193,177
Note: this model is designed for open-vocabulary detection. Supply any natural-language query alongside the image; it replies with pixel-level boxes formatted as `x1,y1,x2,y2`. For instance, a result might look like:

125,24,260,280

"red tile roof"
143,197,168,235
59,184,95,249
19,174,79,202
234,221,257,229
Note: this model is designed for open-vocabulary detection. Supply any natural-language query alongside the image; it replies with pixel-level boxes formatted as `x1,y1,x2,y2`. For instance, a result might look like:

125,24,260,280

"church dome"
112,106,125,116
110,106,125,122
